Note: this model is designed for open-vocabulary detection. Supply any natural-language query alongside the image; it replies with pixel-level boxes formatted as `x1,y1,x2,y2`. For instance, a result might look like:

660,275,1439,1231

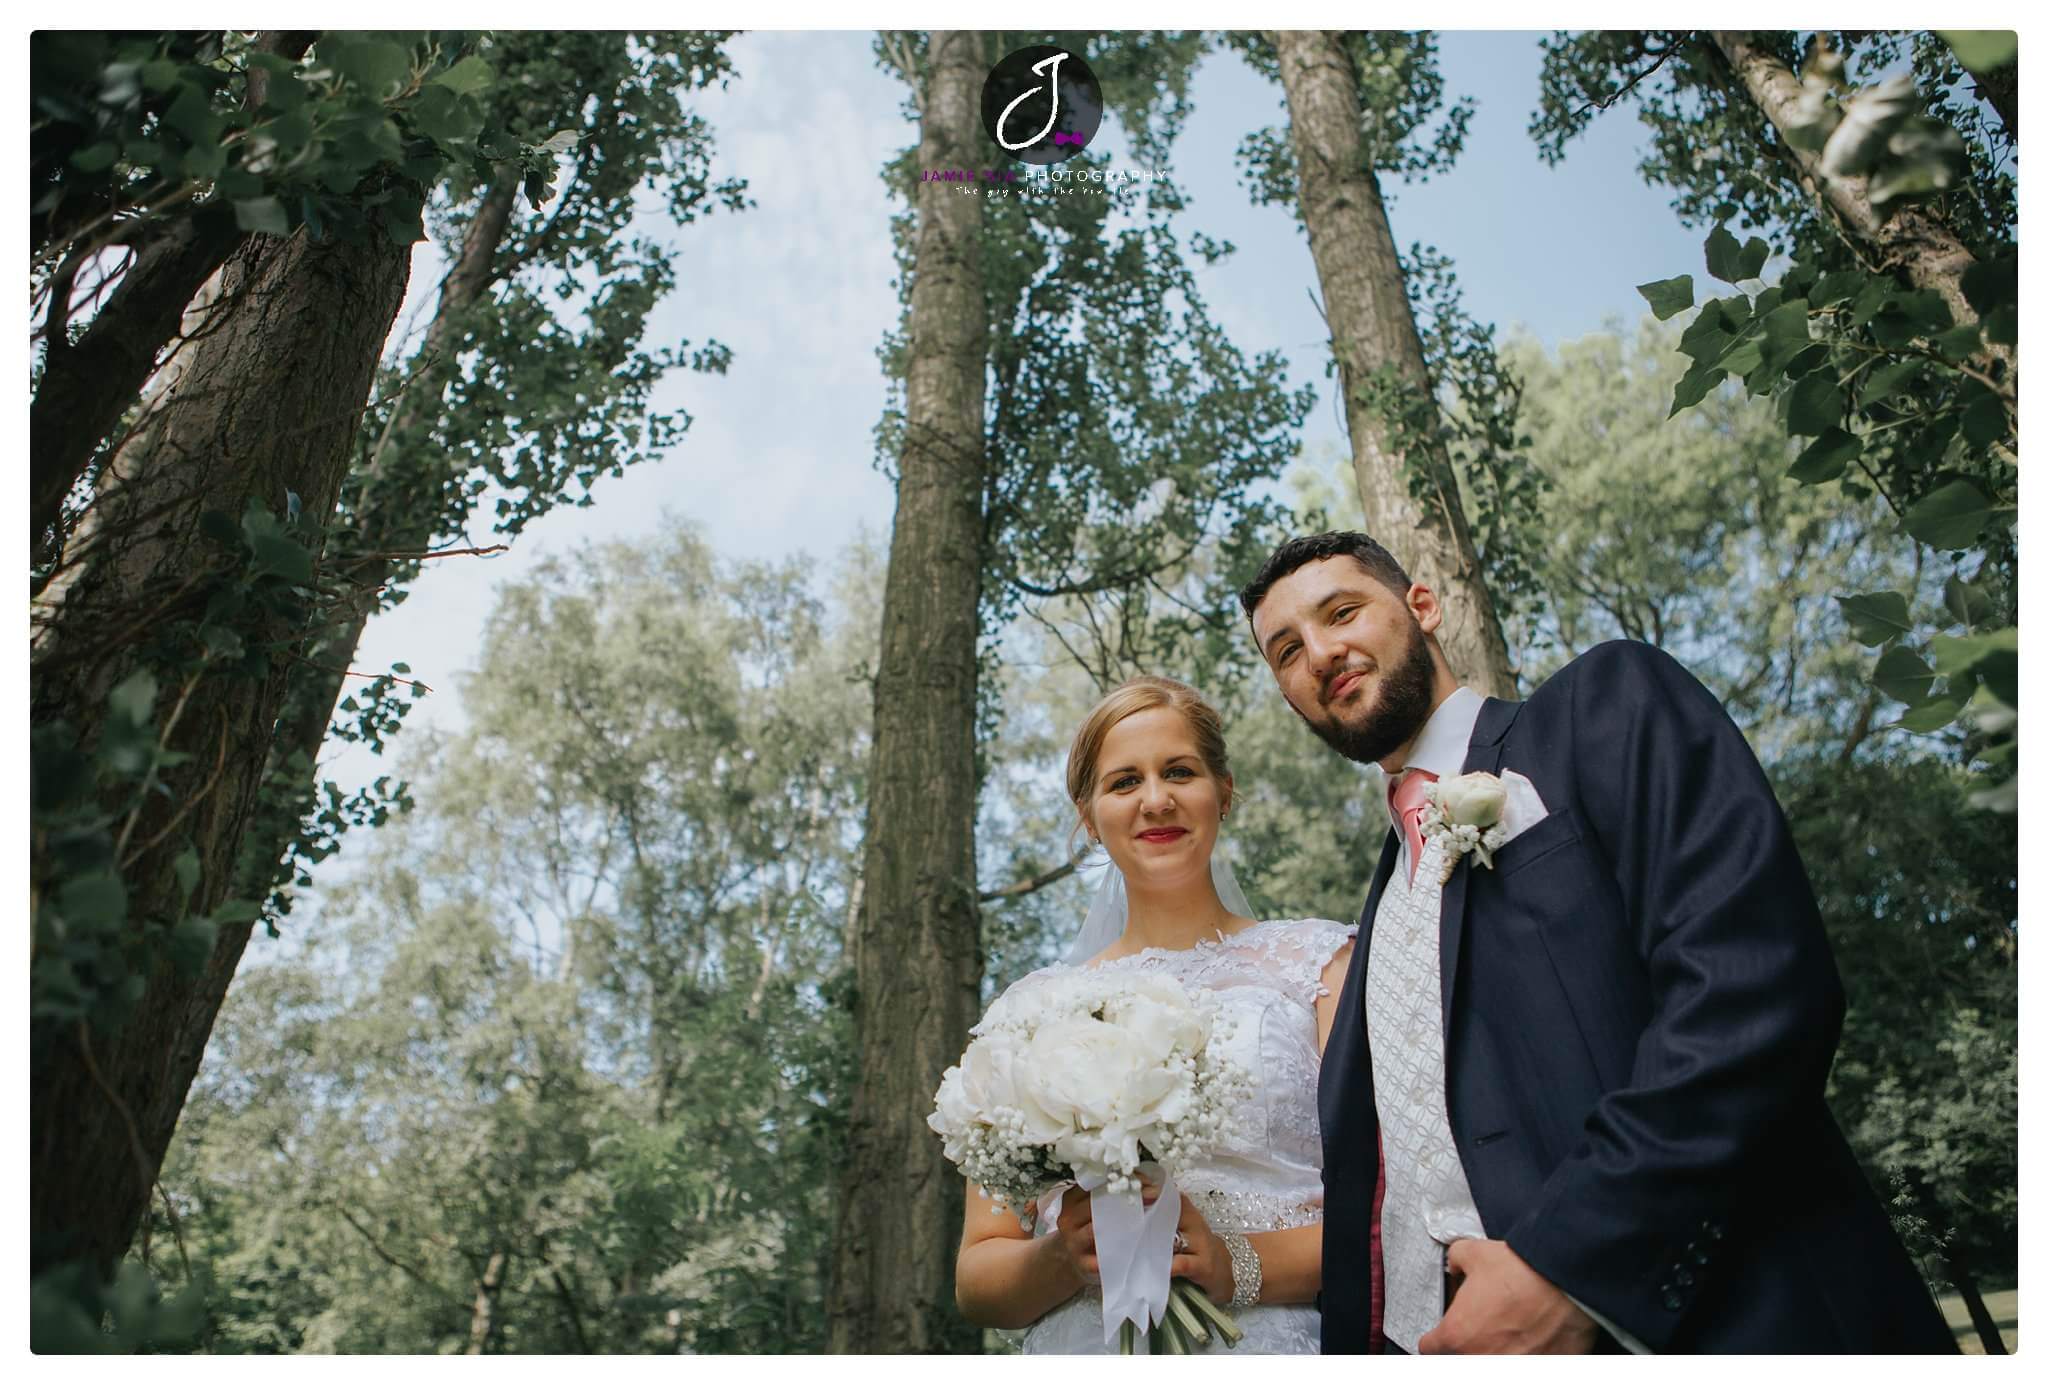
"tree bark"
1707,30,2013,390
826,29,987,1355
30,31,320,554
231,166,524,910
28,220,412,1276
1268,30,1518,698
467,1248,508,1354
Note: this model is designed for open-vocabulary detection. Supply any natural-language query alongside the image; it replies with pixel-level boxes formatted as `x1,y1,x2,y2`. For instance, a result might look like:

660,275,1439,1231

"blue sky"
336,30,1709,796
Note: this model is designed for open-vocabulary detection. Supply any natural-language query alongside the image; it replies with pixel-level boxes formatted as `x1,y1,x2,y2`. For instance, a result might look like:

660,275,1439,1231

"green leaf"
234,197,291,236
168,914,219,976
1871,646,1937,705
1669,360,1726,415
1937,30,2017,74
1961,256,2017,315
1984,305,2017,345
1930,627,2017,677
430,54,494,96
173,846,201,904
1636,275,1693,320
1961,394,2007,450
1837,591,1913,646
1943,574,1997,629
1809,269,1865,306
1859,359,1923,406
1704,224,1744,283
242,501,315,583
391,662,412,675
108,670,157,727
1789,427,1861,484
326,38,412,99
1901,479,1993,550
69,142,118,172
1784,371,1844,434
1897,696,1965,733
58,871,127,929
1736,235,1770,281
1931,323,1982,361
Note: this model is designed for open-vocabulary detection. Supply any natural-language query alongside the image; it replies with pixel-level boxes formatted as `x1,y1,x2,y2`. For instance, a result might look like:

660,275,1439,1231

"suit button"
1675,1268,1695,1288
1693,1246,1710,1266
1706,1220,1724,1241
1662,1289,1683,1312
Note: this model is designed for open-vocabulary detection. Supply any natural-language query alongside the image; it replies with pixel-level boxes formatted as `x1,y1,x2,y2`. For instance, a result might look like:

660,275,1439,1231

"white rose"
1436,771,1507,829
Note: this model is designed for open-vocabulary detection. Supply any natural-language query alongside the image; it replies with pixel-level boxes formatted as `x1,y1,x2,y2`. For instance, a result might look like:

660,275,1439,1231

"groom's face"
1250,556,1443,768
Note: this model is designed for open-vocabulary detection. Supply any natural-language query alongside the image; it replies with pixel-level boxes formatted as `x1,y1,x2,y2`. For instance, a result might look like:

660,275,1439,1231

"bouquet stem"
1115,1281,1245,1354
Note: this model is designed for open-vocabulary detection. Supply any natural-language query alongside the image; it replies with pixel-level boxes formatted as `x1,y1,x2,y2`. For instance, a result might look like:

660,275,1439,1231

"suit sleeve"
1500,641,1845,1351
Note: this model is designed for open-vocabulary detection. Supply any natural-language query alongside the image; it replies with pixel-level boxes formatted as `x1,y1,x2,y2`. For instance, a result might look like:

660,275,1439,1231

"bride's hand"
1046,1189,1099,1289
1161,1189,1235,1304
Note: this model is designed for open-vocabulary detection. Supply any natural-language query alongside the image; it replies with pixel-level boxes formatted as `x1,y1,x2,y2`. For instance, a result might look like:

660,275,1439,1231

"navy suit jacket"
1317,641,1954,1353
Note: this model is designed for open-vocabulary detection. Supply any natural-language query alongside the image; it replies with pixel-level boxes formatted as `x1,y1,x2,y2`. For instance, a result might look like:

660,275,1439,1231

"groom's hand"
1416,1238,1599,1354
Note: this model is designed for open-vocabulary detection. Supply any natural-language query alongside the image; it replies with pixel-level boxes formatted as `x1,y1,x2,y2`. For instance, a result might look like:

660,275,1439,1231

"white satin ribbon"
1060,1168,1181,1347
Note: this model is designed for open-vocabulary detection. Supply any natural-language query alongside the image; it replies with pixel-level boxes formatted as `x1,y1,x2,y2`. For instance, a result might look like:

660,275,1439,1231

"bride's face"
1082,706,1231,894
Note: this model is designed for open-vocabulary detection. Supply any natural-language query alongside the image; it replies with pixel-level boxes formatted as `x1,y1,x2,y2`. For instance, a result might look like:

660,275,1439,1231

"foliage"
156,527,872,1352
1533,30,2016,805
250,30,749,929
1228,30,1475,205
1779,753,2017,1282
872,32,1312,763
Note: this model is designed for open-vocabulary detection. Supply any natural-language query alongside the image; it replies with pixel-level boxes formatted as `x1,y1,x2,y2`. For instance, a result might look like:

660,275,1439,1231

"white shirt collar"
1396,686,1482,783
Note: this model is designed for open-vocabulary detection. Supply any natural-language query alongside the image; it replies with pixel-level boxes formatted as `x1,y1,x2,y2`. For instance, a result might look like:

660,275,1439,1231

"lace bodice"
999,917,1356,1354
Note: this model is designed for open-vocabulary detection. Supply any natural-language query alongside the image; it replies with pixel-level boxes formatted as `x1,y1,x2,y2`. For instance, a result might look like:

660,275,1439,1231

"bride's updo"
1065,675,1233,814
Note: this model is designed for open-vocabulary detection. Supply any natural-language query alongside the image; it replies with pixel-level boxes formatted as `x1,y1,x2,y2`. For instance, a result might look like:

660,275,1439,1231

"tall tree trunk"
1707,31,2014,390
826,29,987,1355
30,30,319,554
230,167,524,911
1268,30,1517,697
28,222,413,1275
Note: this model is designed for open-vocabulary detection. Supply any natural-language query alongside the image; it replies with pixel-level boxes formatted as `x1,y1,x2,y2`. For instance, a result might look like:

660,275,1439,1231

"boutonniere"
1419,772,1511,885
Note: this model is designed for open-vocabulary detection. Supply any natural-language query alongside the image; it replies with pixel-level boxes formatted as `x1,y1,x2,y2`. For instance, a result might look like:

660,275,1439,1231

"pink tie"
1390,768,1438,884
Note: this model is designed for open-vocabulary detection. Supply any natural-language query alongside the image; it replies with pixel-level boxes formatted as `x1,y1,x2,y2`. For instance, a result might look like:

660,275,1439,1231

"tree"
27,30,558,1301
236,32,748,930
1535,30,2016,806
156,527,875,1353
1233,31,1519,696
826,29,990,1355
834,30,1312,1349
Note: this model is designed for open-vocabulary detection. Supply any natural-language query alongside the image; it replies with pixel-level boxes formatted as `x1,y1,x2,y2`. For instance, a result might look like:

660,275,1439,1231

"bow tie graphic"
1050,130,1088,147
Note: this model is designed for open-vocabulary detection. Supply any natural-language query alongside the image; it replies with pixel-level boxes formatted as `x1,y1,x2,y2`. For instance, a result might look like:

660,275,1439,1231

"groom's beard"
1291,620,1438,766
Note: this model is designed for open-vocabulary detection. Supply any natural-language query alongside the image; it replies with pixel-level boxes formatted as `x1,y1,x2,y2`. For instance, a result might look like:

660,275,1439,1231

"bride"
952,676,1355,1354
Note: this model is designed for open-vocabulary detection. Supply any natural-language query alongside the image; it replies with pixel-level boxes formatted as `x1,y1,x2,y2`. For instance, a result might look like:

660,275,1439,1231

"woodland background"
26,29,2017,1353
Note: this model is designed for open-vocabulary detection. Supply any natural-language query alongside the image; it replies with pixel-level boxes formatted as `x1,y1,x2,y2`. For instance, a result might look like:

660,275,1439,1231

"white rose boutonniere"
1419,771,1511,885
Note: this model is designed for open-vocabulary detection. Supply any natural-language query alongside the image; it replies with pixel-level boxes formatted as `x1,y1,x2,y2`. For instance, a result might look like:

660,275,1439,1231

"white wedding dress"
1003,917,1356,1355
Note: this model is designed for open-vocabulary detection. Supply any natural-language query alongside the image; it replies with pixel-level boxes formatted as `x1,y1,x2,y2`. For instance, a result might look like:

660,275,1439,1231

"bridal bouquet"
929,970,1254,1352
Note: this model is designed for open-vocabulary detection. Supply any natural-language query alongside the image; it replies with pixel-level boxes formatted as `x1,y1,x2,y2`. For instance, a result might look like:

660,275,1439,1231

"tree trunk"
1268,30,1518,698
1707,30,2014,389
231,167,523,910
30,31,319,554
28,221,412,1276
826,29,987,1355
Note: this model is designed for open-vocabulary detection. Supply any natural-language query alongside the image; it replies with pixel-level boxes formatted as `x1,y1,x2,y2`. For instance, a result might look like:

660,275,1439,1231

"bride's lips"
1135,827,1188,844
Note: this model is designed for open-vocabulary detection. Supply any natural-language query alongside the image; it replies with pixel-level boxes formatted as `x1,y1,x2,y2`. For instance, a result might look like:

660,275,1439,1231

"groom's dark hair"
1238,531,1412,627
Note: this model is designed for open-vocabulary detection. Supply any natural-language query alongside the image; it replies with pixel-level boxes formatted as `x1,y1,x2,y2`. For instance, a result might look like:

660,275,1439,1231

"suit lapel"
1439,697,1523,1027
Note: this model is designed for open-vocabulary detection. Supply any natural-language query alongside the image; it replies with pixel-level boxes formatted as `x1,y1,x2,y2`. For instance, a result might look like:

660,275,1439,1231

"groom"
1241,532,1955,1354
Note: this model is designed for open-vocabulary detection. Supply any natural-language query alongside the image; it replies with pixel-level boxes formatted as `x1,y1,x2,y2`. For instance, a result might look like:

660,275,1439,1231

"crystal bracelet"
1217,1231,1262,1308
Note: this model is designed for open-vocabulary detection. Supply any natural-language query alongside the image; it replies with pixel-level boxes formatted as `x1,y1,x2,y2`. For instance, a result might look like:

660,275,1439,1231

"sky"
334,30,1708,804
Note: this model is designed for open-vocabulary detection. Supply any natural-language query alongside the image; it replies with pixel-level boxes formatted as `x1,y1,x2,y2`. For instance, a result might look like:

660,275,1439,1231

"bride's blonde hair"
1065,677,1233,841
